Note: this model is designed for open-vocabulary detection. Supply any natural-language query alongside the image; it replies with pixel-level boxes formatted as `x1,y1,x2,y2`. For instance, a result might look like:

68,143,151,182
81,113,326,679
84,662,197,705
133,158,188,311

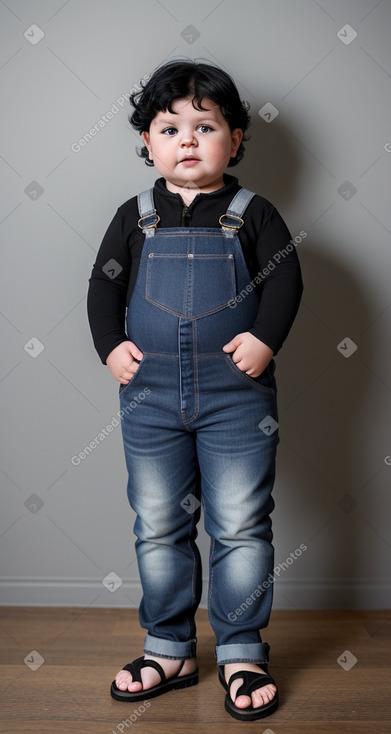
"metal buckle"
137,213,161,230
219,213,244,230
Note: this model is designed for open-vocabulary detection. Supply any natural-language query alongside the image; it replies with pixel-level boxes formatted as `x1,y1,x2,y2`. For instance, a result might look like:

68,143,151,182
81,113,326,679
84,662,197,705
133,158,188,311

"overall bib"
120,187,279,666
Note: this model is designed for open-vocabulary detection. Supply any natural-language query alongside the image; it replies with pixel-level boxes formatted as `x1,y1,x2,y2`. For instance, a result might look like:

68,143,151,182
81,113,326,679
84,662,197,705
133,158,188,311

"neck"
165,175,226,204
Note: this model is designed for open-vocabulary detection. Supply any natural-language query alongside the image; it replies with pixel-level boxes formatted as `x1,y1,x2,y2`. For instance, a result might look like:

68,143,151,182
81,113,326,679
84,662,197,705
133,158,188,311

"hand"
106,341,144,384
222,332,273,378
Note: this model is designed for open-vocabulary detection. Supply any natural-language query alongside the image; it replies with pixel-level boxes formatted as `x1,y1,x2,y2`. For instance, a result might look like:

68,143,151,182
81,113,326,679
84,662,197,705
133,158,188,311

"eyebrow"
156,116,218,126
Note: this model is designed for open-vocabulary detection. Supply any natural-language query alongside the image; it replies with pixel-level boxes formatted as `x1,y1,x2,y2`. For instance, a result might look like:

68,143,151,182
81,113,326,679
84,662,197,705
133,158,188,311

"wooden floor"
0,607,390,734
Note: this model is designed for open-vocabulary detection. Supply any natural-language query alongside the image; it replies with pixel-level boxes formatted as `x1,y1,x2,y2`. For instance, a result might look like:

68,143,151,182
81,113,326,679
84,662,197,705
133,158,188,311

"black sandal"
110,656,199,702
218,663,278,721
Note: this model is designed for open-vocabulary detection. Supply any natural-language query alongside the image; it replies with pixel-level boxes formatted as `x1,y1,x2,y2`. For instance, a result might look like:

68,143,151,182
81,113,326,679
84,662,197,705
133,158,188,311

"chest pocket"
145,251,237,318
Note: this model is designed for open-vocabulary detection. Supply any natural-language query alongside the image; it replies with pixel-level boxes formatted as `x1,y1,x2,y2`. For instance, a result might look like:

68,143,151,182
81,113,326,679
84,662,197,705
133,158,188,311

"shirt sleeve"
87,209,131,364
249,205,303,354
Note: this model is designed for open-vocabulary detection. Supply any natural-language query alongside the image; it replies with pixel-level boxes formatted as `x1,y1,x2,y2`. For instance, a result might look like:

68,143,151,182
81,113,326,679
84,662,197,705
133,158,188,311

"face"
141,97,243,199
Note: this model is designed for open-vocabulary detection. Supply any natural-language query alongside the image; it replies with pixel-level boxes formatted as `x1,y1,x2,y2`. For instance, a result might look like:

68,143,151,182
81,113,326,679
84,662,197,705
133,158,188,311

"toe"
224,663,277,712
229,678,252,709
115,670,144,693
127,680,143,692
234,694,253,709
116,680,128,691
252,683,277,708
115,671,132,690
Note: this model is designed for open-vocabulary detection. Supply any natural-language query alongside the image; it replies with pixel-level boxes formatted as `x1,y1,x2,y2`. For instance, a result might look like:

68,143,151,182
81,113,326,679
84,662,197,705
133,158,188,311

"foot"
115,655,198,693
224,662,277,710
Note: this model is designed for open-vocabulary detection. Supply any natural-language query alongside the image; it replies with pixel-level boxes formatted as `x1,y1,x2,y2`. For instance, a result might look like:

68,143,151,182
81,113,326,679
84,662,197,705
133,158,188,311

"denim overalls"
119,187,278,666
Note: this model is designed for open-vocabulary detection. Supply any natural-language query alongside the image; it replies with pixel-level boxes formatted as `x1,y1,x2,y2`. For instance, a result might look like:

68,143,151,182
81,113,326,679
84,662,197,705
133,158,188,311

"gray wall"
1,0,390,610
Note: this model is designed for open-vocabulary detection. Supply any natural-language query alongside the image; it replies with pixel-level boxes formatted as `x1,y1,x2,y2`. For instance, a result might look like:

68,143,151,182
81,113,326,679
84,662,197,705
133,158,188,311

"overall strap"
219,188,256,237
137,188,160,237
137,186,255,238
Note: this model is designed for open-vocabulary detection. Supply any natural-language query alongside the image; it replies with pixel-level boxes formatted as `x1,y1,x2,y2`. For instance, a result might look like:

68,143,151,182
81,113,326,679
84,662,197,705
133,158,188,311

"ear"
141,131,152,159
230,128,243,158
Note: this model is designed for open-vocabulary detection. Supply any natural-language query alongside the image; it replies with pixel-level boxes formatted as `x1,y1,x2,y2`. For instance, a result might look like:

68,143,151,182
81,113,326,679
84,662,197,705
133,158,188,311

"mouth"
180,156,200,162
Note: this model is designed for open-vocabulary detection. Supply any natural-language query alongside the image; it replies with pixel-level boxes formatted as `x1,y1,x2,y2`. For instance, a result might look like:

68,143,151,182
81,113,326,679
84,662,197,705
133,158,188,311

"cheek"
208,140,233,162
152,138,174,155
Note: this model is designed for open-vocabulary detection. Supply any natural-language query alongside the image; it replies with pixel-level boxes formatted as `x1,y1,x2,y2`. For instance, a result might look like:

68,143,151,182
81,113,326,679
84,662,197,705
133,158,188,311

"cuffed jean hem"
143,634,197,660
215,642,270,665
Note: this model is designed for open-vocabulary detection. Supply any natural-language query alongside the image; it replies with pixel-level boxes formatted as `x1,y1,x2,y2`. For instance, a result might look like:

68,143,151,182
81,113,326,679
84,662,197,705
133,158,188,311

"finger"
234,359,248,371
123,360,141,379
222,336,240,352
128,342,144,361
231,344,245,364
120,367,138,383
233,350,252,371
245,367,256,376
121,368,137,382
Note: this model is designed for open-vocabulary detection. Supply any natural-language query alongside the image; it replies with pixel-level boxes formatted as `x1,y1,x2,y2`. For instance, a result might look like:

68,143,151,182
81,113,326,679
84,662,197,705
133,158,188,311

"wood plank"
0,608,390,733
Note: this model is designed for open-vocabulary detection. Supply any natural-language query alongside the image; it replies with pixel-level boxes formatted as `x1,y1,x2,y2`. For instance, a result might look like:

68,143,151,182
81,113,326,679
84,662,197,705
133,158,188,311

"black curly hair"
128,59,251,167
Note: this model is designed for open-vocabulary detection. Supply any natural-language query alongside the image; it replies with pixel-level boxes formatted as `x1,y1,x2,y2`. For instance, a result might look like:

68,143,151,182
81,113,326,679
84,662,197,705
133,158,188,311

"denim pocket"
224,355,276,395
118,357,146,396
146,253,236,317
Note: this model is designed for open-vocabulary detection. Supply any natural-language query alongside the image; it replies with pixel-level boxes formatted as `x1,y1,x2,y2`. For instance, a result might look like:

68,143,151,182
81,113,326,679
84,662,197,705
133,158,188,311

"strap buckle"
137,213,161,231
219,213,244,231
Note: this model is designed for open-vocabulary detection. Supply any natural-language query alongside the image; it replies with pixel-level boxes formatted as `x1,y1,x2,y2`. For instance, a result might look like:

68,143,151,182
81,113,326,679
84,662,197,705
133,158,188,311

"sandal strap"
122,656,185,685
122,656,152,684
228,669,276,698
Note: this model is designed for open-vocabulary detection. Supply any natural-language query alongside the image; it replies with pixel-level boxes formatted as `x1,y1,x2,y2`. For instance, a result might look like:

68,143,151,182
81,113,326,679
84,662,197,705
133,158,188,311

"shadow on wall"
239,109,301,210
278,244,375,608
239,113,376,609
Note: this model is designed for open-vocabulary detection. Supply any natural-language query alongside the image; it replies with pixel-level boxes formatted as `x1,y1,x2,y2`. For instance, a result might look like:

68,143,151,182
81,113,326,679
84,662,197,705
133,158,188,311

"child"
87,59,303,722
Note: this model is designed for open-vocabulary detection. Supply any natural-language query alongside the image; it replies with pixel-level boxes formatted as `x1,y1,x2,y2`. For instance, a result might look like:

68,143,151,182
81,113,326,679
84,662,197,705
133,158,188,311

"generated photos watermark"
229,230,307,309
24,650,45,671
71,74,151,153
111,701,151,732
71,387,150,466
227,544,308,621
337,650,358,670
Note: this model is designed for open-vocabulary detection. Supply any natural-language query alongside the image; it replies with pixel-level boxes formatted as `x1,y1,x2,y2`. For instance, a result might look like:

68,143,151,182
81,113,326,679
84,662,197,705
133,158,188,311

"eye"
162,127,177,135
197,124,213,133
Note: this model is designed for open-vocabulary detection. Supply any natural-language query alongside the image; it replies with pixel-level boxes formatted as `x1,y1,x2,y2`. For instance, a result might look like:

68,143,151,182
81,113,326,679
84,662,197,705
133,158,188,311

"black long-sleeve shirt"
87,174,303,364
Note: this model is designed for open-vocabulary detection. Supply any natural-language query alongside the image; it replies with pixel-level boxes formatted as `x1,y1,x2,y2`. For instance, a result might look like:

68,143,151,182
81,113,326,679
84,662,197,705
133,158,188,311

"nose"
180,129,197,147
